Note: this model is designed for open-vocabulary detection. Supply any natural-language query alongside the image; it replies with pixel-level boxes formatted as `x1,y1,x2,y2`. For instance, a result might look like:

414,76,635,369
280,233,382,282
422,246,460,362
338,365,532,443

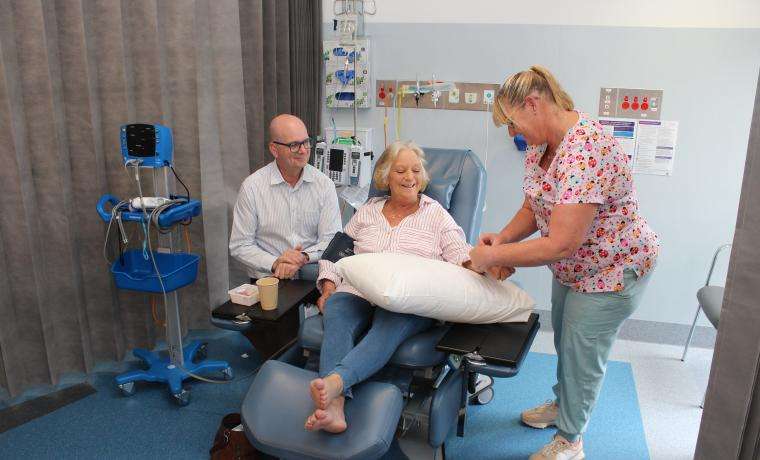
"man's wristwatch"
301,252,310,262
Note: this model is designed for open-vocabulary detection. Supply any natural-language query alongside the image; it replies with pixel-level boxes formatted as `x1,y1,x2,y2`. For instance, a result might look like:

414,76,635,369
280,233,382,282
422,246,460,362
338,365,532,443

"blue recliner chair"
239,148,539,459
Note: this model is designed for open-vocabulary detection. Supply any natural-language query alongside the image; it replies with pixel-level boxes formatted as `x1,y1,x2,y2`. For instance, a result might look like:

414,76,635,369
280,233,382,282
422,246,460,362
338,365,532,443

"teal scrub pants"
551,269,652,442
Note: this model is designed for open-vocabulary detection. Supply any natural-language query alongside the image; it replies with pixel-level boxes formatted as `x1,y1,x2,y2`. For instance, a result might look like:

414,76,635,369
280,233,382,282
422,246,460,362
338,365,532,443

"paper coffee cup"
256,277,279,310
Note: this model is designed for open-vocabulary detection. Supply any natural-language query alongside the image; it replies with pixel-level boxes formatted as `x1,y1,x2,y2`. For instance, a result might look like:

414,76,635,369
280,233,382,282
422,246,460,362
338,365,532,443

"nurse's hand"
487,266,515,281
462,259,484,274
478,232,502,247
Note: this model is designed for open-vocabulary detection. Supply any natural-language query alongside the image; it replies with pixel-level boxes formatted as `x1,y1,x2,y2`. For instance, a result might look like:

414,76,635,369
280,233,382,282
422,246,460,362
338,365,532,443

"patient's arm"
437,209,472,266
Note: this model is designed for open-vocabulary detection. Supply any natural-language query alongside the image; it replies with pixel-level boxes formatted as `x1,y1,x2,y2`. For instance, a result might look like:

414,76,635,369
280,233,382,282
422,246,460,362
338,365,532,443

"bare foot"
304,398,347,433
309,374,343,410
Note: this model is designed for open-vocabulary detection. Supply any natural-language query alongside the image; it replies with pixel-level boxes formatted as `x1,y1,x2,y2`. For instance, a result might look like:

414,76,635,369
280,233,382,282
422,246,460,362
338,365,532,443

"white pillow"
334,253,534,323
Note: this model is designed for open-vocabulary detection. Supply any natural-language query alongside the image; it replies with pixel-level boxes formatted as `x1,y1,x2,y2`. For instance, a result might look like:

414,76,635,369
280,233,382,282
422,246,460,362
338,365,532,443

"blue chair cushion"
423,176,458,209
242,360,403,460
299,315,449,368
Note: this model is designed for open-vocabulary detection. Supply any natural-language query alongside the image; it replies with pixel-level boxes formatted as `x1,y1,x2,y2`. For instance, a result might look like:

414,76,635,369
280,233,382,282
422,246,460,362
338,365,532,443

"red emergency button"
622,101,630,110
641,102,649,110
631,102,640,110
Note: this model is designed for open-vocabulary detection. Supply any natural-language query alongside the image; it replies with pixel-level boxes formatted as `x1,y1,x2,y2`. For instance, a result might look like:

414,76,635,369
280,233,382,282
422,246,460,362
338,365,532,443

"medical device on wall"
96,123,231,406
314,137,373,187
324,38,371,109
325,0,374,109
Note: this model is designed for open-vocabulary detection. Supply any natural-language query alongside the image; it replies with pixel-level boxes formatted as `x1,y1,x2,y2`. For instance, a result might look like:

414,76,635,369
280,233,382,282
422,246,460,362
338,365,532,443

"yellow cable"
183,226,191,252
151,296,166,328
383,106,388,148
396,88,402,140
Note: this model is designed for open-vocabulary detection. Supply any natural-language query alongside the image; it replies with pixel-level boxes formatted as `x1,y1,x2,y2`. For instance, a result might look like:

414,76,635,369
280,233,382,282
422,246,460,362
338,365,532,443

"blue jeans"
319,292,434,398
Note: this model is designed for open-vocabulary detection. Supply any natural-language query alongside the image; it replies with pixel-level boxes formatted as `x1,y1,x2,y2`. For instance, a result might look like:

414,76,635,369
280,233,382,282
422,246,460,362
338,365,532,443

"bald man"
230,114,341,280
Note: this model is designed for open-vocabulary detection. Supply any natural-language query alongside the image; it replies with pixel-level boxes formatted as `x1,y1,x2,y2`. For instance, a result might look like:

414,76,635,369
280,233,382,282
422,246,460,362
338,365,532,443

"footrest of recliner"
242,360,404,460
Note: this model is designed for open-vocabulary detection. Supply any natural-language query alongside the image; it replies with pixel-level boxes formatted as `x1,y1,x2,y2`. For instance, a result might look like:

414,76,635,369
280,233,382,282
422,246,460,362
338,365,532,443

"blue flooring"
446,352,649,459
0,332,648,459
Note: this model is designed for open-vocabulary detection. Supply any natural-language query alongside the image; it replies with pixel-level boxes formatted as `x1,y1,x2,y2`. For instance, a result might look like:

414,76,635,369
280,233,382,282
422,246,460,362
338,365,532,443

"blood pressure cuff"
321,232,355,263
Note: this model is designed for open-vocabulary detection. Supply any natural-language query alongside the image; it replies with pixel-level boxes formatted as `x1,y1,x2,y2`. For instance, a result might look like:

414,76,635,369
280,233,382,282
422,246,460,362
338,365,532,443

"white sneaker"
529,436,585,460
522,400,558,429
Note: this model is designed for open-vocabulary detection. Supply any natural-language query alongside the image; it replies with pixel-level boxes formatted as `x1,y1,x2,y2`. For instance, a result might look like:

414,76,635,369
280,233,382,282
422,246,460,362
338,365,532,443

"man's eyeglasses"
272,137,314,153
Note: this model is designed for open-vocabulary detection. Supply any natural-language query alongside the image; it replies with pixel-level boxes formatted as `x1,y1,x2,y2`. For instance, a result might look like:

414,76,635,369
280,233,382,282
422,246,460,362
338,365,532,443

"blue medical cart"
96,124,231,406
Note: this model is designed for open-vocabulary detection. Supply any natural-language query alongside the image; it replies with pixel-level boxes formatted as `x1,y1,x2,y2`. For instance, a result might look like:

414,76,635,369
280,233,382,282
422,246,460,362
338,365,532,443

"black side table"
213,279,319,360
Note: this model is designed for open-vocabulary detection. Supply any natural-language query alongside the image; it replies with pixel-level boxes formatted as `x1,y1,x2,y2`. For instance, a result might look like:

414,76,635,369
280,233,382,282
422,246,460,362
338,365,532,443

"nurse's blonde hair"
493,65,574,127
373,141,430,192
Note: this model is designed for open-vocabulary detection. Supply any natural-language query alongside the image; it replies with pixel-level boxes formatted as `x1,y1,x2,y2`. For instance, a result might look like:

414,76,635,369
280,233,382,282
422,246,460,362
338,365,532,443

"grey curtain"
0,0,321,403
695,71,760,458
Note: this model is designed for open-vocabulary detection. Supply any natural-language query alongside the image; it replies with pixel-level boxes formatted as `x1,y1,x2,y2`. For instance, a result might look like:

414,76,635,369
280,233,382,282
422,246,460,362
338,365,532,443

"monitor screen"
125,124,156,157
329,148,344,172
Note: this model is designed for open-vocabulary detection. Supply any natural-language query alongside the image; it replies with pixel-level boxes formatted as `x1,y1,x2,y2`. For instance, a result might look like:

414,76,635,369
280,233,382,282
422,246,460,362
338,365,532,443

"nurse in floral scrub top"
469,65,659,460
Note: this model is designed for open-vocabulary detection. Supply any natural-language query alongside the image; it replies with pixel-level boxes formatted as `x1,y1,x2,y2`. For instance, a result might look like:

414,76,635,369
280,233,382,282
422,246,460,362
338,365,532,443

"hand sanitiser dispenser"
97,123,232,406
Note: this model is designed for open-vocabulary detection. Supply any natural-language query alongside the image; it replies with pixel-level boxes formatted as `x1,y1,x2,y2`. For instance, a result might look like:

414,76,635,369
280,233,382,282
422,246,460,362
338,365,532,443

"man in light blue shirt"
230,114,341,280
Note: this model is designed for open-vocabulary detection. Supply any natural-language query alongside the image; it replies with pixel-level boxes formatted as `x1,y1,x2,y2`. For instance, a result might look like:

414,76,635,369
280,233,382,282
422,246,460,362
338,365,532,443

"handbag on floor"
210,413,258,460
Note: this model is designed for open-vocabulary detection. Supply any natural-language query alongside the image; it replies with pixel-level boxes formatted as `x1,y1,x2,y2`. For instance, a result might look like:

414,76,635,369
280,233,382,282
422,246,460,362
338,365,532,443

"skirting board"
534,308,717,349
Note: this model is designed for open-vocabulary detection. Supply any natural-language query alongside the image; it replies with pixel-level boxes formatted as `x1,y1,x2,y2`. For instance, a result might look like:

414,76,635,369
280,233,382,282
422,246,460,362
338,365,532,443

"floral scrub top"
524,112,659,293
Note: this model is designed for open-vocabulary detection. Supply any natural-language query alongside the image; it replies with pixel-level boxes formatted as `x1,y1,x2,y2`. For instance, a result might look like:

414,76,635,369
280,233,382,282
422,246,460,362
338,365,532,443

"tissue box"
229,284,259,306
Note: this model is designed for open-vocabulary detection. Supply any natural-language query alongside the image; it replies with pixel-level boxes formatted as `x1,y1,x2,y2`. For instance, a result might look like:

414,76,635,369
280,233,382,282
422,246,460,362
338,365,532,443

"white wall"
323,0,760,28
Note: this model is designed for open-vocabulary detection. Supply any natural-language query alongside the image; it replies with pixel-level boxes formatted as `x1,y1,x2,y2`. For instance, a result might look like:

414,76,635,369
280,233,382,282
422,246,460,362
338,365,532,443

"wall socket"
448,87,460,104
483,89,495,105
464,92,478,104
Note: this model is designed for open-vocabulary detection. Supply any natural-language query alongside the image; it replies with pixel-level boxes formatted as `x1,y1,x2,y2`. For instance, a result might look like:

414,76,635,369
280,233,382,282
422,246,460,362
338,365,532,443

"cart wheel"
118,382,136,397
471,387,494,405
222,367,234,381
194,343,208,362
173,389,191,406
